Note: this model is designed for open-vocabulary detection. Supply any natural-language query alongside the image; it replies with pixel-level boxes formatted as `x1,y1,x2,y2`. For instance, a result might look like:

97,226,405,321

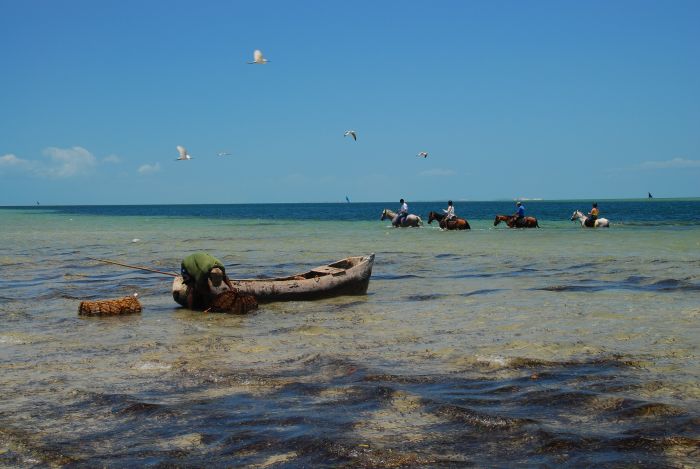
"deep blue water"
6,199,700,224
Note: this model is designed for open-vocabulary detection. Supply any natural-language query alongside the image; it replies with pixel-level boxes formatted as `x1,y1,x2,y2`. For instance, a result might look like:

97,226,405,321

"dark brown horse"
428,211,471,230
493,214,539,228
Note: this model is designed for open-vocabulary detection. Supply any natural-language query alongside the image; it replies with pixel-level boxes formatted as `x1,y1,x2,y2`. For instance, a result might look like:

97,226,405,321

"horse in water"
570,210,610,228
427,211,471,230
381,208,423,227
493,214,539,228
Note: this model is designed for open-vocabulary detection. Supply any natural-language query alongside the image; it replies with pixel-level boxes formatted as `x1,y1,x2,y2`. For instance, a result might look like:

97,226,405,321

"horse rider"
181,252,235,310
586,202,599,227
443,200,456,221
393,198,409,226
513,201,525,227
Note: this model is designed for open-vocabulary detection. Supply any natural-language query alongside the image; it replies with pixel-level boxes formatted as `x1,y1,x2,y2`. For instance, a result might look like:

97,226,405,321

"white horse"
381,208,423,227
570,210,610,228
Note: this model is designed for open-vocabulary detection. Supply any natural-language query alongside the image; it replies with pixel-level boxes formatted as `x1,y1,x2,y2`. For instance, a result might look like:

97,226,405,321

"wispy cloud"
0,154,35,171
103,154,121,164
42,146,97,177
639,158,700,170
318,175,337,184
419,168,456,177
138,163,161,175
283,173,308,184
1,147,109,178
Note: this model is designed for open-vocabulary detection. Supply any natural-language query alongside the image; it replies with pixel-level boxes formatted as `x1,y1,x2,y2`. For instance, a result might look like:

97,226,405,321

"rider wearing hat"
513,201,525,227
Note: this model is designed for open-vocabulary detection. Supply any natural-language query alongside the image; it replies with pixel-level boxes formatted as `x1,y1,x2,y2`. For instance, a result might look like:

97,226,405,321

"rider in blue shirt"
513,201,525,227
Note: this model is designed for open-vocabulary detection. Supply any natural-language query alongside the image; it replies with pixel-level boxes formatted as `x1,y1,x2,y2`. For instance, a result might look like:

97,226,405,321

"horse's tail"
417,216,423,226
536,219,540,228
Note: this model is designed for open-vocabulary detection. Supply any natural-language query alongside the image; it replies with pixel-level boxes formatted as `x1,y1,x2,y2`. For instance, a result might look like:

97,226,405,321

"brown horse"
493,214,539,228
428,211,471,230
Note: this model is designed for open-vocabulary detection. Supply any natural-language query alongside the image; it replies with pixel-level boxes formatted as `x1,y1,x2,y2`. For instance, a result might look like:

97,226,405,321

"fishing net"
206,291,258,314
79,296,142,316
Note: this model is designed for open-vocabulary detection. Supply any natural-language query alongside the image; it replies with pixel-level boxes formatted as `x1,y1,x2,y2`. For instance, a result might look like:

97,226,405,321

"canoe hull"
172,253,374,305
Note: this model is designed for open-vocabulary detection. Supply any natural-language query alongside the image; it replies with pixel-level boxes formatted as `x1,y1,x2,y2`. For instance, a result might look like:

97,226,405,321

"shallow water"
1,201,699,467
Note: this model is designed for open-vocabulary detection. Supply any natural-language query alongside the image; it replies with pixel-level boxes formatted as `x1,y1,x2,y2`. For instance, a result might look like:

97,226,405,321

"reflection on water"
0,205,699,466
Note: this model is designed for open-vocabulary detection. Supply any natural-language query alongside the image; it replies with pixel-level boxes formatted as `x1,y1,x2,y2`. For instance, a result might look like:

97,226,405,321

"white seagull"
417,151,428,158
176,145,192,161
217,152,232,157
344,130,357,141
247,49,270,64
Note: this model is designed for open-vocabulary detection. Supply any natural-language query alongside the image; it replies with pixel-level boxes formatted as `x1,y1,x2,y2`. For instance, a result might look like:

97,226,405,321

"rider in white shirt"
443,200,456,220
394,198,408,225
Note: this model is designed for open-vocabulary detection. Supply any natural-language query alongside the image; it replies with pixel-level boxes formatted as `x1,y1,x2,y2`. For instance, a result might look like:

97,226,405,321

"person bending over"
181,252,235,310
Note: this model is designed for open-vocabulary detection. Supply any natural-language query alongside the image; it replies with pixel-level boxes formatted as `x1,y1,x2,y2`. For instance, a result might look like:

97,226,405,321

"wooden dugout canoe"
172,253,375,304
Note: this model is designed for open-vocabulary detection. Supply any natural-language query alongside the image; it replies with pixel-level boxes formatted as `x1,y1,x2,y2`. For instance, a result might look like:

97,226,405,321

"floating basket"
79,296,142,316
206,291,258,314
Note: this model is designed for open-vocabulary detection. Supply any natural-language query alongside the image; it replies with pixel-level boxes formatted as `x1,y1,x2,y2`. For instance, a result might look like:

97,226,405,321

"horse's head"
427,211,436,224
494,215,510,226
380,209,389,220
570,210,583,221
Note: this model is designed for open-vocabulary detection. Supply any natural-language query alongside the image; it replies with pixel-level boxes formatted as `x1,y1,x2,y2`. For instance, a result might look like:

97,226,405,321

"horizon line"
3,196,699,208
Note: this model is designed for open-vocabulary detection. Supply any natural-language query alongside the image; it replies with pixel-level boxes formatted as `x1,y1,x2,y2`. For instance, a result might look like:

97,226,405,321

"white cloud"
639,158,700,170
138,163,161,174
0,154,34,170
42,146,97,177
103,154,121,164
419,168,456,177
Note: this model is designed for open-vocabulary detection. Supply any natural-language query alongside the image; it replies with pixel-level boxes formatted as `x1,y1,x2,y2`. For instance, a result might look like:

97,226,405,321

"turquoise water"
1,201,699,466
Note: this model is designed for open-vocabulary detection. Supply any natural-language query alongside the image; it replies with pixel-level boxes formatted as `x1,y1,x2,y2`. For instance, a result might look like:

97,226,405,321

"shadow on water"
407,289,503,301
2,355,697,467
539,276,700,293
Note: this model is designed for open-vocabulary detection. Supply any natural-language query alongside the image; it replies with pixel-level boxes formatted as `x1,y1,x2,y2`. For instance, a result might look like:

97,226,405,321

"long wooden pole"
87,257,178,277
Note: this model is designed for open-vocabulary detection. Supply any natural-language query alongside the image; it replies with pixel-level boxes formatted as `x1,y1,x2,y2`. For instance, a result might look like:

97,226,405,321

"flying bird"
248,49,269,64
417,151,428,158
217,152,232,157
344,130,357,141
176,145,192,161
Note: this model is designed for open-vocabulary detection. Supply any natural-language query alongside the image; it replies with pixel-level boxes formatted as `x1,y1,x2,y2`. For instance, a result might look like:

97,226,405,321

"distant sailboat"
648,192,653,199
36,201,40,206
345,196,351,203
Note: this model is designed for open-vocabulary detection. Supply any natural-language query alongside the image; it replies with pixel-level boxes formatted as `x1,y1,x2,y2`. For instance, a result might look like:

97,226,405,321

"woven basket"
79,296,142,316
206,291,258,314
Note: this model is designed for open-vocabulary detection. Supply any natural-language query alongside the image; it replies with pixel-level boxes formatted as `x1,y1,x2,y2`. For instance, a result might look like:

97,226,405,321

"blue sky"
1,0,698,205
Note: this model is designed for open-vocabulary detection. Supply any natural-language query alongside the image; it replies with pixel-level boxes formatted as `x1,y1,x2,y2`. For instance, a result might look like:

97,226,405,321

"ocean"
1,199,698,467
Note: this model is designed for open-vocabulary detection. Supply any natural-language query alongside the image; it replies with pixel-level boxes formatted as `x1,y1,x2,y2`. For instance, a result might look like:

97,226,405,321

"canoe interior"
239,255,368,282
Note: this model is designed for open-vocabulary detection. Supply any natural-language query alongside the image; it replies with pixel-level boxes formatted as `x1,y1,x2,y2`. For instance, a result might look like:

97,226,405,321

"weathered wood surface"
172,254,374,305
